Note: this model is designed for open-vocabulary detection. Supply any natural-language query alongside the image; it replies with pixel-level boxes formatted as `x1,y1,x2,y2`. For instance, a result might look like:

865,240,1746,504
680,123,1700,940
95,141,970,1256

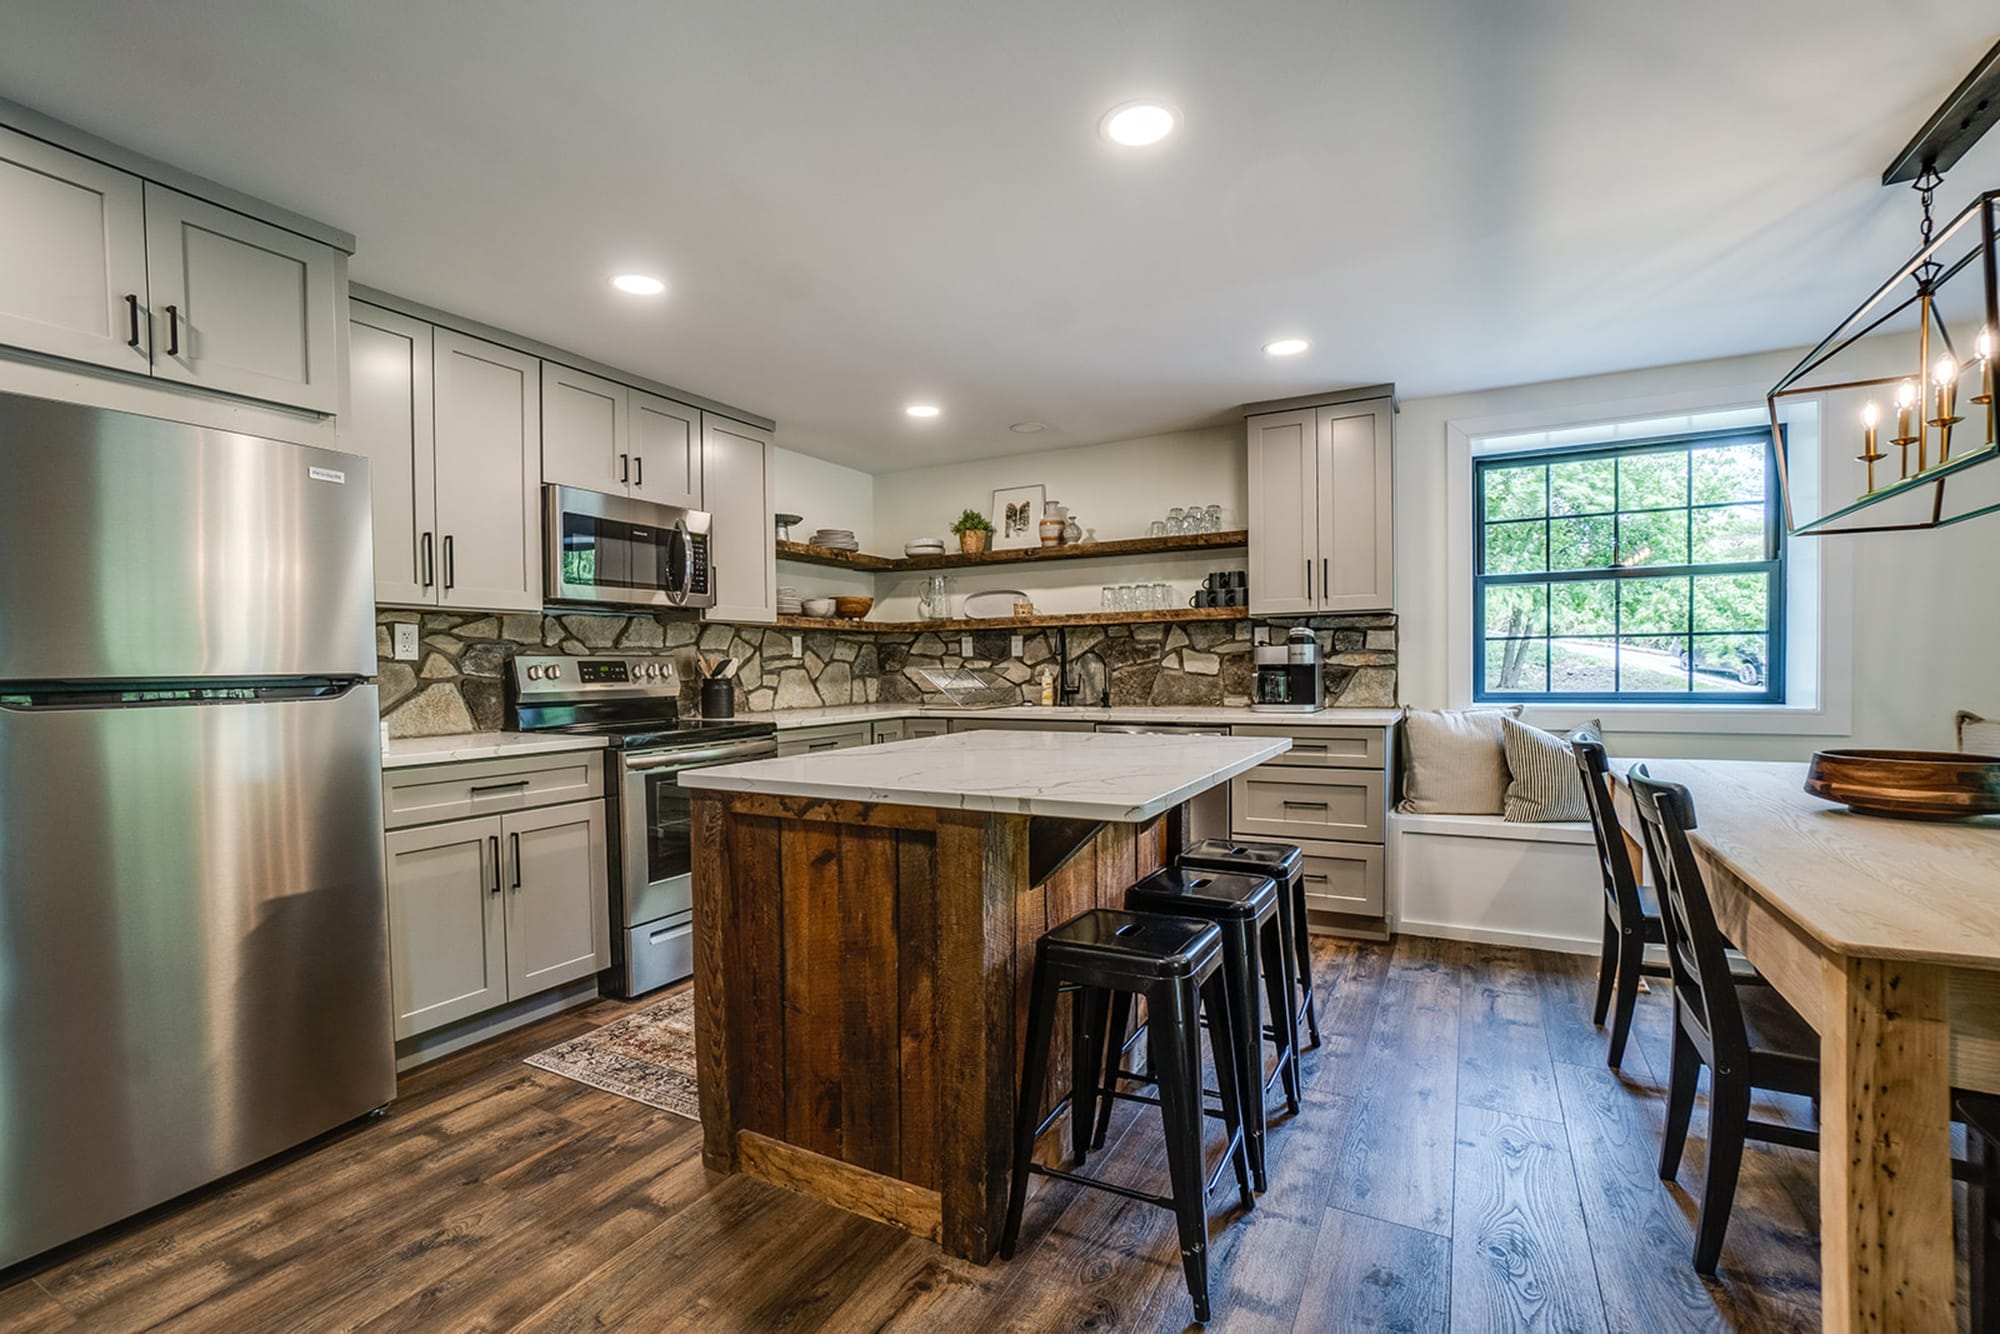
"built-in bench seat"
1388,811,1601,954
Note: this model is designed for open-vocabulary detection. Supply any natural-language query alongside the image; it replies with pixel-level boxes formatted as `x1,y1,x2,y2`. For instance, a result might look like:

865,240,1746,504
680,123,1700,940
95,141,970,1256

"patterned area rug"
524,989,699,1119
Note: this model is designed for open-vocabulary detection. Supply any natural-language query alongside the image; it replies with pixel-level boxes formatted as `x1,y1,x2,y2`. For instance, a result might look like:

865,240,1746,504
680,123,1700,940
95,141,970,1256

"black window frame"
1472,425,1786,705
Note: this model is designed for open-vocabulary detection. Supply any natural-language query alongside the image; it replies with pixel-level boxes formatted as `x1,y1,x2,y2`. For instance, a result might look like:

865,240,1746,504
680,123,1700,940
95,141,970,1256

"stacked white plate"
809,528,859,551
904,538,947,556
776,585,803,615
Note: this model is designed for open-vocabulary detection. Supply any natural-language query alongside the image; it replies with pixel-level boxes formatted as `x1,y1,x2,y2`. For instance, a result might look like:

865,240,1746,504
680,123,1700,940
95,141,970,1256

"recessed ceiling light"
1101,101,1177,147
905,404,941,418
1262,337,1311,357
611,274,666,296
1010,421,1048,434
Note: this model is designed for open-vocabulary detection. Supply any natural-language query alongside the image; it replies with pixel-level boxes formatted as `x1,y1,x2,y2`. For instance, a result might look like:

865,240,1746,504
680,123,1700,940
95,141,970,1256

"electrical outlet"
393,623,419,661
961,634,974,658
1010,634,1024,657
790,634,803,658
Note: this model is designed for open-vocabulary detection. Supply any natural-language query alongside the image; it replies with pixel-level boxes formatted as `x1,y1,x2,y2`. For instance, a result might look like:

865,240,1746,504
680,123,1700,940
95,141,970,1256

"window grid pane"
1473,427,1782,703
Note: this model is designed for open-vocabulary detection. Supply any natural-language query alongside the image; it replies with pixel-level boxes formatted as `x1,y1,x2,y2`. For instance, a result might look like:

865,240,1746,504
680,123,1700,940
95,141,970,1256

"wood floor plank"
1534,947,1616,1072
1459,975,1562,1123
1328,948,1461,1235
0,1280,73,1332
1449,1106,1608,1332
1291,1206,1450,1333
1206,1090,1355,1334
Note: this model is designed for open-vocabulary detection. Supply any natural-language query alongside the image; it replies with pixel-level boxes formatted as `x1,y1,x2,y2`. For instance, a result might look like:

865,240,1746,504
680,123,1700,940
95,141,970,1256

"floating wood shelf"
774,606,1250,635
776,529,1247,574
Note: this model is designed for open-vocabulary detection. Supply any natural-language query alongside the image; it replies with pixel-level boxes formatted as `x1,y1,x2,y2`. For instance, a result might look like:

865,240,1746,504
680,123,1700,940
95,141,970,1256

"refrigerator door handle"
488,835,501,895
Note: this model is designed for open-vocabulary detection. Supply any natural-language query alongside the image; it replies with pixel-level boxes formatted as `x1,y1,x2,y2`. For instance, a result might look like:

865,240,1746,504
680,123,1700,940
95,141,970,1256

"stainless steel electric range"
506,654,776,995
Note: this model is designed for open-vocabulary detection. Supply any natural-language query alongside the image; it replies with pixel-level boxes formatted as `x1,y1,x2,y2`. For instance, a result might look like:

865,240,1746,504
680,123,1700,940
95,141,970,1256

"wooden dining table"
1609,758,2000,1331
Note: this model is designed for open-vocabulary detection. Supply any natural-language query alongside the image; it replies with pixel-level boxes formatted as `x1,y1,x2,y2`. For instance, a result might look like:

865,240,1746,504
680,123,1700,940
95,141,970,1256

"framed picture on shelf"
990,484,1044,550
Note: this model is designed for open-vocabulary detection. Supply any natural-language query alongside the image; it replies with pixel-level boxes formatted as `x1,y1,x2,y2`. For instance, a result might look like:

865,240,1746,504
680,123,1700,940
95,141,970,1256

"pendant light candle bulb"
1936,355,1958,420
1895,379,1918,440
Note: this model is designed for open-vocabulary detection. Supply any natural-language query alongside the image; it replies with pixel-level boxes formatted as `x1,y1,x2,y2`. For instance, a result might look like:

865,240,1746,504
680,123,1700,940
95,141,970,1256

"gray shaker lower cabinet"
383,755,610,1045
1229,722,1395,938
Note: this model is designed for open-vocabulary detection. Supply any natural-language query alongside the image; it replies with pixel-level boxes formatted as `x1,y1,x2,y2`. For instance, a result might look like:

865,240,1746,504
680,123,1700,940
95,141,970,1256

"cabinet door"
541,362,628,493
701,413,777,623
433,329,543,612
0,126,149,374
776,722,872,756
502,800,610,998
1317,399,1394,612
629,389,702,508
142,184,341,413
1246,409,1319,615
345,304,436,605
384,816,507,1038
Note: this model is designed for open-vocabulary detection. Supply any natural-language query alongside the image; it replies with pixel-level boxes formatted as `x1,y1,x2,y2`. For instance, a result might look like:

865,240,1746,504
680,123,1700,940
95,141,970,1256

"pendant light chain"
1914,163,1945,288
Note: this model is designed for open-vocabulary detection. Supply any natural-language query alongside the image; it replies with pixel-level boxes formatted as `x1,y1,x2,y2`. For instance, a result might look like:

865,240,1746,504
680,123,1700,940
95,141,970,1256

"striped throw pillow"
1501,717,1598,823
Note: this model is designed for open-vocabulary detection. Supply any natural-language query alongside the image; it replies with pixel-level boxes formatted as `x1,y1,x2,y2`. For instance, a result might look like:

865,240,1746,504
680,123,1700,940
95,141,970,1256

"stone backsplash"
376,608,1397,737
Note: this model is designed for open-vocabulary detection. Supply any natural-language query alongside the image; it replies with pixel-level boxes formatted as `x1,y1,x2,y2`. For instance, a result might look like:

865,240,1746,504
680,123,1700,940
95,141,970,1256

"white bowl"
801,598,836,618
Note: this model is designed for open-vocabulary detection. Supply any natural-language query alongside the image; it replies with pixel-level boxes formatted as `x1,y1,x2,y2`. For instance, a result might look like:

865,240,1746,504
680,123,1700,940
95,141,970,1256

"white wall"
868,426,1247,618
771,443,878,599
1394,340,2000,756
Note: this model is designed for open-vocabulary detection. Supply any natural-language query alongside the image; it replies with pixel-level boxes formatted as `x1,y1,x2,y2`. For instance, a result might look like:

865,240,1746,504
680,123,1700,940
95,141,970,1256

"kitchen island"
681,729,1290,1262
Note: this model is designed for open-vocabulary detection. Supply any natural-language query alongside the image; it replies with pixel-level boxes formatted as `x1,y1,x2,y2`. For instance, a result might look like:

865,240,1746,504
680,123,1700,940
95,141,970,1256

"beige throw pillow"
1398,707,1521,814
1502,717,1598,823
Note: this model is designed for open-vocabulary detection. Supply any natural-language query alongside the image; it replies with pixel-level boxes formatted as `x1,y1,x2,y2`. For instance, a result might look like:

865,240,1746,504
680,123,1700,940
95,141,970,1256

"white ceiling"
3,2,1996,473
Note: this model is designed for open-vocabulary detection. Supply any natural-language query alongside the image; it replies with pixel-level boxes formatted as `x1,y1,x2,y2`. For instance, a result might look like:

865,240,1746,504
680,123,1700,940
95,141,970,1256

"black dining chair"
1628,765,1820,1275
1571,733,1673,1070
1965,1092,2000,1334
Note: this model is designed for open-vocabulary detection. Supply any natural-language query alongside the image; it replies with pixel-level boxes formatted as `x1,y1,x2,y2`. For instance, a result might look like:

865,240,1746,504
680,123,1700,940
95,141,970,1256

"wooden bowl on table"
1804,749,2000,820
832,596,874,620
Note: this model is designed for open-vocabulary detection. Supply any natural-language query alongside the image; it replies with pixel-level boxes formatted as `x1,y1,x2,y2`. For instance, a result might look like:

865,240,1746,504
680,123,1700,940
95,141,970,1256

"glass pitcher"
918,575,952,621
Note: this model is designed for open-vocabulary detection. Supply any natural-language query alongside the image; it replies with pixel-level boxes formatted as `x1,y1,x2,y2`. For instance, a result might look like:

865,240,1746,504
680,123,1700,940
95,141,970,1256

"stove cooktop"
537,717,776,751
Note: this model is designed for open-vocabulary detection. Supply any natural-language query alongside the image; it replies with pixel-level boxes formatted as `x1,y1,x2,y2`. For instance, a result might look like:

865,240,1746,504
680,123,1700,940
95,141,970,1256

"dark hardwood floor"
9,934,1963,1331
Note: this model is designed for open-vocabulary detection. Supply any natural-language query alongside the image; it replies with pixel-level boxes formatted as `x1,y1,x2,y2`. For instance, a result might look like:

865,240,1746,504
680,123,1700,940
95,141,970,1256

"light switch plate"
393,623,419,661
961,634,974,658
791,634,803,658
1010,634,1024,657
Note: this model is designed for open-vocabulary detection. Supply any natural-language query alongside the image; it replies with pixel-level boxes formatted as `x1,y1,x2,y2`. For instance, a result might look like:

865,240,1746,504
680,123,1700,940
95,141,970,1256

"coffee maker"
1252,627,1325,713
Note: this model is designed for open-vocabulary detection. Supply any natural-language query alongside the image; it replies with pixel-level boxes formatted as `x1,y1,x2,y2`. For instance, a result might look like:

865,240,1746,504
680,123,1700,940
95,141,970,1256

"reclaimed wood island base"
683,729,1289,1262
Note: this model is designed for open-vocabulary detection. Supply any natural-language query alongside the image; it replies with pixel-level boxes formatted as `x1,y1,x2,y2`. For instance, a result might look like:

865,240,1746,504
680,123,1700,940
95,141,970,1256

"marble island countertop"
681,729,1290,822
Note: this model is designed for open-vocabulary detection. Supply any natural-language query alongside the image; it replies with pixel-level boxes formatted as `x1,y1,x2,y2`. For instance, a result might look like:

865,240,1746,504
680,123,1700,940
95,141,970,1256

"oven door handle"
624,740,776,772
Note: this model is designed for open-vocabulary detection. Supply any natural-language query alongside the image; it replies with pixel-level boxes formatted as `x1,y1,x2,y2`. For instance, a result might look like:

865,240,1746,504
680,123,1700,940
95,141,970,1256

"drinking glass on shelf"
1116,584,1136,611
1101,585,1116,612
1132,584,1154,611
1204,504,1223,532
1149,520,1167,538
1153,582,1172,610
1166,507,1185,535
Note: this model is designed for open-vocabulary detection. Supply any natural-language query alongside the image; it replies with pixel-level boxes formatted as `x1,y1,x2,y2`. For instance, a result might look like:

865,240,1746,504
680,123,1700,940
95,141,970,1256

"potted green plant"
950,508,994,555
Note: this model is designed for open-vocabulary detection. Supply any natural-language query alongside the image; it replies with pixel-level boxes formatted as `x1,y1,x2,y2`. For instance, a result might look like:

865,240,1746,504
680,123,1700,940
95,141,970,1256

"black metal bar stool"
1178,838,1320,1050
1000,908,1255,1324
1097,866,1299,1192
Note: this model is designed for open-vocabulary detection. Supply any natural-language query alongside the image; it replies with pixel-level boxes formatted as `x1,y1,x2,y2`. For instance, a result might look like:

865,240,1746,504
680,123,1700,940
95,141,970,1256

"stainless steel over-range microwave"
544,485,715,610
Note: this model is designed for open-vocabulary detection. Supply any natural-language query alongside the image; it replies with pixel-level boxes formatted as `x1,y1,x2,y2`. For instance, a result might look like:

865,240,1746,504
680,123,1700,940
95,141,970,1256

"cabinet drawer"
1294,839,1385,917
870,719,906,744
383,752,606,829
1233,723,1387,770
1231,767,1384,843
777,722,873,755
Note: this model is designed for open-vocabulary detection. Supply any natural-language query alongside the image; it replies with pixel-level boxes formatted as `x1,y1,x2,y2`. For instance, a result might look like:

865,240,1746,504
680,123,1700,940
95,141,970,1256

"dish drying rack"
906,666,1019,710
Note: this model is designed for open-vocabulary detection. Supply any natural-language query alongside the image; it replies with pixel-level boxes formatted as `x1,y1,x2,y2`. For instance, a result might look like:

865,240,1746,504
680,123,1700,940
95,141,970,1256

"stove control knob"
525,665,542,681
545,662,562,680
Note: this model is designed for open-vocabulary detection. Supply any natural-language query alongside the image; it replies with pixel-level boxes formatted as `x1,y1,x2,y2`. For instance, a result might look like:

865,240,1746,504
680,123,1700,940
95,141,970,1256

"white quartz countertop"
380,731,608,769
681,730,1291,822
770,703,1404,729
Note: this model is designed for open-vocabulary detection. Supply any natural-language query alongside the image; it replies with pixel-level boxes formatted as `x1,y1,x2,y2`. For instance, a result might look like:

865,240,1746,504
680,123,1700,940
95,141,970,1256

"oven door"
545,484,714,609
619,736,777,927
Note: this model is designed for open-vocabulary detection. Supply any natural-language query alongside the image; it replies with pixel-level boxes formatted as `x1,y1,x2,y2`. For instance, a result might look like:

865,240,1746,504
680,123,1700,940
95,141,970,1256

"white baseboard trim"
1395,917,1601,956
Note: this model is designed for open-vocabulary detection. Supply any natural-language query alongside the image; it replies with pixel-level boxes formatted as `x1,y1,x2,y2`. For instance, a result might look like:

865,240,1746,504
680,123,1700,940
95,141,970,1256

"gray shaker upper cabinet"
1247,390,1394,616
143,185,342,415
0,126,150,375
541,362,703,509
700,413,777,624
540,362,629,494
344,303,436,607
433,330,543,613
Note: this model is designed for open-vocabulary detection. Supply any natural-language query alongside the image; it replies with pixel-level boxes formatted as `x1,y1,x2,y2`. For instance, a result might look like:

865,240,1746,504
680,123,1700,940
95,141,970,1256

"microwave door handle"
665,517,691,607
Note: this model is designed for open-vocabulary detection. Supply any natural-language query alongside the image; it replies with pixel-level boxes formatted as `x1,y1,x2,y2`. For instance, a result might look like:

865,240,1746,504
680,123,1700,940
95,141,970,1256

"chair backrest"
1570,733,1645,927
1627,766,1748,1069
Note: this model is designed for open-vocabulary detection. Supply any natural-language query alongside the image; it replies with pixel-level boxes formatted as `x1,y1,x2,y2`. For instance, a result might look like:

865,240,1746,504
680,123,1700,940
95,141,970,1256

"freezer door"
0,685,394,1269
0,391,375,681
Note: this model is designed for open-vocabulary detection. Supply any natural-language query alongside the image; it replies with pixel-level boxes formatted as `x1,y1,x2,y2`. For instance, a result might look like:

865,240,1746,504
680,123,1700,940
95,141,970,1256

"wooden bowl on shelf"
832,596,874,620
1804,749,2000,820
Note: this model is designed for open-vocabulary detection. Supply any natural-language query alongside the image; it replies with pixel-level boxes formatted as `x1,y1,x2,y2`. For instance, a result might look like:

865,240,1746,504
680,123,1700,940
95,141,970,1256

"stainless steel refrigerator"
0,391,394,1270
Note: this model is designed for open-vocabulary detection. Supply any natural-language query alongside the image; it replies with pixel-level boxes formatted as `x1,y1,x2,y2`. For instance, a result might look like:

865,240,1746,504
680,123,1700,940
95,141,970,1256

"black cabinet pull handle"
1322,557,1329,600
634,455,643,486
420,532,434,588
1305,559,1312,601
469,779,529,795
620,453,629,484
510,832,522,890
488,835,501,895
125,294,141,348
165,304,180,356
443,535,455,591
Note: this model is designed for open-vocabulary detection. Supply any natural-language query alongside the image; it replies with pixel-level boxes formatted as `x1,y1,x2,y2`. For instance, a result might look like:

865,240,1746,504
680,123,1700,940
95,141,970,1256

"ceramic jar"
1039,500,1066,548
